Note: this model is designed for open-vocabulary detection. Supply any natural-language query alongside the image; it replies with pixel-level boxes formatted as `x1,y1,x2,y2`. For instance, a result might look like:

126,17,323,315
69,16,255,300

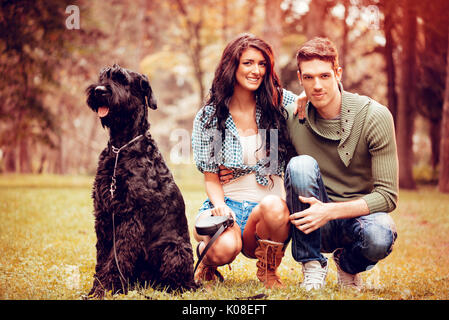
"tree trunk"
19,137,32,173
132,0,146,71
340,0,350,89
430,119,441,171
305,0,327,38
83,115,99,173
438,26,449,193
222,0,229,42
38,153,47,174
244,0,257,32
383,0,398,125
397,0,417,189
4,147,17,173
263,0,282,62
174,0,205,106
418,1,448,175
54,134,64,175
341,0,349,69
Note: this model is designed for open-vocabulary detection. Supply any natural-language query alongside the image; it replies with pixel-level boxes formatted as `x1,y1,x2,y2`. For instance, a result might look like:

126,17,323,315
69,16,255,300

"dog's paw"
86,287,105,300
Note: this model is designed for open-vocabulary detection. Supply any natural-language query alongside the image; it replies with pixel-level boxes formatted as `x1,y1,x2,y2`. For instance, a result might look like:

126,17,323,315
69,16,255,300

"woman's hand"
293,91,308,120
211,204,236,220
203,172,235,219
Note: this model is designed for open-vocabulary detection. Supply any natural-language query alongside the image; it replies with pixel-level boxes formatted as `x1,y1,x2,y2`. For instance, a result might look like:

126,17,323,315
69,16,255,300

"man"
284,37,398,291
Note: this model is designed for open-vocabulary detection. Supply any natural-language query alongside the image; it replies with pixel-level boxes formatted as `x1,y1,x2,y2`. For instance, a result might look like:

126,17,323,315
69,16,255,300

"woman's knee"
258,195,289,226
205,228,241,265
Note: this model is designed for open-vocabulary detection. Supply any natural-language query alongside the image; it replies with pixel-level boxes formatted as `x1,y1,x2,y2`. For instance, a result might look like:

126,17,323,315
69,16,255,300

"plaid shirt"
192,89,297,186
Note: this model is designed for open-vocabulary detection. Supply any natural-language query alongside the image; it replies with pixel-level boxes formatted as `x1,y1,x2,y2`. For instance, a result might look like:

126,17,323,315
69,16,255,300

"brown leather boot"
254,238,286,288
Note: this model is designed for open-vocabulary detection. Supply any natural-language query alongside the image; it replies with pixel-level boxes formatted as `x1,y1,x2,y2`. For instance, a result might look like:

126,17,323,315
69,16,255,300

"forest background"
1,0,449,193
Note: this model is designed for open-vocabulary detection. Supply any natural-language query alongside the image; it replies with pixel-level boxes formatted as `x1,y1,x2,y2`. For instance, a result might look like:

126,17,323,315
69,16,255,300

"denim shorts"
196,197,259,237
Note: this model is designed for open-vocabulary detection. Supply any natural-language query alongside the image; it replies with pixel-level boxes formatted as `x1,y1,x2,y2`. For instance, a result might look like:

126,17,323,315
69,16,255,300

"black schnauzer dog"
85,64,197,297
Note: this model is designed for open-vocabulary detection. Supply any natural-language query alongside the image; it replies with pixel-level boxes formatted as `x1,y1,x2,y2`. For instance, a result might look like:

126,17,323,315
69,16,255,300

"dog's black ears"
140,75,157,110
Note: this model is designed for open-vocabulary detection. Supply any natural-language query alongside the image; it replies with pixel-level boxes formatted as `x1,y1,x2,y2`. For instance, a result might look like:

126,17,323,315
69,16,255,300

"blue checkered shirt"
192,89,297,186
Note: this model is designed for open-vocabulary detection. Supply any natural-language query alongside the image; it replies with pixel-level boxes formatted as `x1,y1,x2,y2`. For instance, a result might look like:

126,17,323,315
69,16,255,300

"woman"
191,33,298,288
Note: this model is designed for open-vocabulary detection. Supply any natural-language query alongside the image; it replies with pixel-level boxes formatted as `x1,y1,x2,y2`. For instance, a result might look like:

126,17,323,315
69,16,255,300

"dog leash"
108,132,146,291
111,208,127,291
193,218,234,278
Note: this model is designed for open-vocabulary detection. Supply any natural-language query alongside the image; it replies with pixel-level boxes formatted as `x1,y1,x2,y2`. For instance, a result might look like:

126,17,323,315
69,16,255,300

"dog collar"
109,133,145,198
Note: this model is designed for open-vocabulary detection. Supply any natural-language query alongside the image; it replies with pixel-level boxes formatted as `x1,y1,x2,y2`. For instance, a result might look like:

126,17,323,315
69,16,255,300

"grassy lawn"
1,165,449,300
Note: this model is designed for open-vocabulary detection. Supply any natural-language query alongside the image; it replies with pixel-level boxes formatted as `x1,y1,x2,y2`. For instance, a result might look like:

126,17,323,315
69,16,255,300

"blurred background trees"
1,0,449,193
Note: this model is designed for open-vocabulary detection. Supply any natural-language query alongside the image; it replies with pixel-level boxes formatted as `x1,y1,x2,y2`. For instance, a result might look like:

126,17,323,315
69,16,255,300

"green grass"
1,166,449,300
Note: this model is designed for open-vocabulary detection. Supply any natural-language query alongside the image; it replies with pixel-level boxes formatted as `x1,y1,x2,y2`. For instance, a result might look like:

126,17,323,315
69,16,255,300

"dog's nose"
95,86,108,95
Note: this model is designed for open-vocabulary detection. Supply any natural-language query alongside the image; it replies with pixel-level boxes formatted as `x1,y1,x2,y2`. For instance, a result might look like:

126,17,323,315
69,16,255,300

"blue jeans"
284,155,397,274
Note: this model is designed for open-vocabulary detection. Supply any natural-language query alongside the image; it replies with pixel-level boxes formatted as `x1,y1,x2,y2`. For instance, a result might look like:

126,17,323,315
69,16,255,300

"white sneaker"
333,249,362,291
300,260,328,291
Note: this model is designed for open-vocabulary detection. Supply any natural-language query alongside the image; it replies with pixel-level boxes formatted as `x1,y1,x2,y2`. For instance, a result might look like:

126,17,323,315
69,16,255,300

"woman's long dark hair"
202,33,294,173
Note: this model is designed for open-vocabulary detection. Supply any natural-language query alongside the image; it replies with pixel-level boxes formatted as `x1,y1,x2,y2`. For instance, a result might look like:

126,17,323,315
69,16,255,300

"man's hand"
293,92,308,120
218,165,233,184
289,196,332,234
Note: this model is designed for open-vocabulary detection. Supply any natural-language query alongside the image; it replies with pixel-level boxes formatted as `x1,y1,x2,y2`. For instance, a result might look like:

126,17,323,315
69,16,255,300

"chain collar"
109,133,146,198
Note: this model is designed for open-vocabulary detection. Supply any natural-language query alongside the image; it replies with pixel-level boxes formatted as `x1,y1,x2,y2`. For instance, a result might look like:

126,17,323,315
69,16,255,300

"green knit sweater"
285,88,399,213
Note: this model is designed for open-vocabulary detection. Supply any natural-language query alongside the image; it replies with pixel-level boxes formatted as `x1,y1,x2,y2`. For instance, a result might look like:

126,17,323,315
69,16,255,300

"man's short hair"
296,37,340,73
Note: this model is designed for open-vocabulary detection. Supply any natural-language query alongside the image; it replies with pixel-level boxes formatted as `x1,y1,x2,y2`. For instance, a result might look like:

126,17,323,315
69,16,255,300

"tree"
305,0,328,38
414,0,448,172
0,0,72,173
173,0,207,105
263,0,282,62
396,0,417,189
439,26,449,193
380,0,398,124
